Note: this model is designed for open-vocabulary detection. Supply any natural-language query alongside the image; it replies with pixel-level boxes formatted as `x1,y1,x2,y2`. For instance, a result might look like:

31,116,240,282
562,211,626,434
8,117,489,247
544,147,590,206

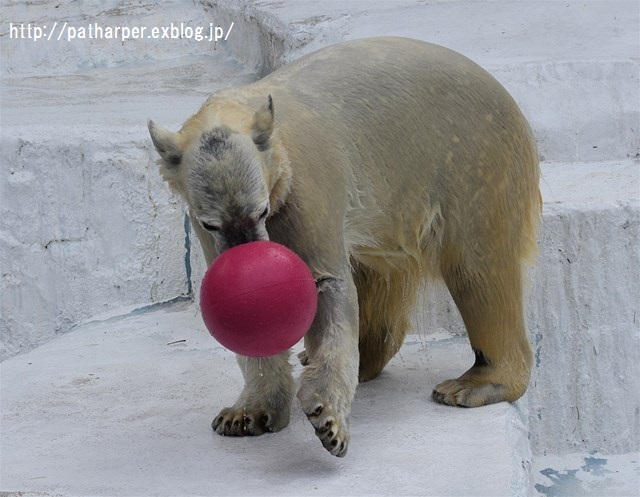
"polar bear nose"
222,218,266,249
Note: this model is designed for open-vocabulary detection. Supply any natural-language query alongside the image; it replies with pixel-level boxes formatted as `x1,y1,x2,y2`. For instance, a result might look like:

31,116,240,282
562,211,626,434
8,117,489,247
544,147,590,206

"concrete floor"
1,302,530,496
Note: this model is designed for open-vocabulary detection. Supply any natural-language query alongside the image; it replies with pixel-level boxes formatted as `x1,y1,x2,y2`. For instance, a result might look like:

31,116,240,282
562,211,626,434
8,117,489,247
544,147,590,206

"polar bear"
148,37,541,457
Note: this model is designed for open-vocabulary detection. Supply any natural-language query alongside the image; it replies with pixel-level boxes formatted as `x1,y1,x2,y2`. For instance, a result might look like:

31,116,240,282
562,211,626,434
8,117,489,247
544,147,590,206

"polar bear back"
217,37,540,264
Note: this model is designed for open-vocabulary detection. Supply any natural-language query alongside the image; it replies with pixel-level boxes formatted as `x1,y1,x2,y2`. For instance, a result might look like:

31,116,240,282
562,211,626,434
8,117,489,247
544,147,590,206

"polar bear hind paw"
432,378,508,408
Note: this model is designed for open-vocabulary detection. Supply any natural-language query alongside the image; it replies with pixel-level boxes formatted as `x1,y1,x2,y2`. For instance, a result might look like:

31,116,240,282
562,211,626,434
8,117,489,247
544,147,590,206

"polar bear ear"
148,120,183,169
251,95,274,152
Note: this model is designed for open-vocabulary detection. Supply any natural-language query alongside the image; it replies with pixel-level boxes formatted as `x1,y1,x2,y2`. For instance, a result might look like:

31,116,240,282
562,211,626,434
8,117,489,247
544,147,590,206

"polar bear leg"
212,351,296,436
434,259,533,407
297,273,360,457
352,259,419,382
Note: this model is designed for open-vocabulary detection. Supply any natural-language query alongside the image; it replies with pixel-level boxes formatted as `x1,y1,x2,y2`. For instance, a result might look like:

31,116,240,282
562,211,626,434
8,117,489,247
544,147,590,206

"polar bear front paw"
212,405,289,436
299,395,350,457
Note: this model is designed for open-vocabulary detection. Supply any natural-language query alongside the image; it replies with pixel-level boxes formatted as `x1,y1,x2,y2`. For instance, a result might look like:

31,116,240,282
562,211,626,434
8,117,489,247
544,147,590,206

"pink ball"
200,241,318,357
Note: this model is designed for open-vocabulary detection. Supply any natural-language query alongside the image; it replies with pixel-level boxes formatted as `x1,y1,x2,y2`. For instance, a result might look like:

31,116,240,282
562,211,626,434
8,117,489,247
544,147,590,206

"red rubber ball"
200,241,318,357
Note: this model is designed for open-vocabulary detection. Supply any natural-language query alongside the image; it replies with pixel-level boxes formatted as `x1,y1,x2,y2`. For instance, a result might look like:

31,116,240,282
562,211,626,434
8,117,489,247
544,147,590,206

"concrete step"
209,0,640,163
0,49,257,358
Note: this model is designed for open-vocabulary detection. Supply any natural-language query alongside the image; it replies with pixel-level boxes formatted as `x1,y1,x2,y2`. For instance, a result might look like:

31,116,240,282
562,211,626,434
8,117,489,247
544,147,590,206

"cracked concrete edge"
200,0,346,76
200,0,289,76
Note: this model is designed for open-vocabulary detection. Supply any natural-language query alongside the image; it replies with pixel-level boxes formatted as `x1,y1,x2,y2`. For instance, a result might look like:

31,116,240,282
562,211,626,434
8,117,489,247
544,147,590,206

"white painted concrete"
528,161,640,457
1,2,257,358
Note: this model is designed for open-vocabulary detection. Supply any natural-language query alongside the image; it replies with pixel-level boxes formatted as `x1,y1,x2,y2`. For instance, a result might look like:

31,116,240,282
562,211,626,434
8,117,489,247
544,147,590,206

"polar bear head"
148,95,291,252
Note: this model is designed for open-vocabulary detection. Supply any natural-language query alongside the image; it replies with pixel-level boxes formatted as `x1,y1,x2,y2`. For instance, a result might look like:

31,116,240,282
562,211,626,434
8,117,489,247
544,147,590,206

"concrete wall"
527,196,640,455
0,0,223,357
0,128,188,357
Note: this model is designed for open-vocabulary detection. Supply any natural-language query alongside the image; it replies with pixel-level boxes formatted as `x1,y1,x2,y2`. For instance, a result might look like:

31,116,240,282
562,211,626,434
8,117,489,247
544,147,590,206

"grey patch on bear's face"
186,132,271,252
199,127,233,160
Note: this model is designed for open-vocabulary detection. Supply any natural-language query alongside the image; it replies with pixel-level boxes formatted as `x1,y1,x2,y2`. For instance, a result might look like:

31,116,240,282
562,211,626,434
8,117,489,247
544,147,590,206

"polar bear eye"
259,206,269,220
201,221,221,233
